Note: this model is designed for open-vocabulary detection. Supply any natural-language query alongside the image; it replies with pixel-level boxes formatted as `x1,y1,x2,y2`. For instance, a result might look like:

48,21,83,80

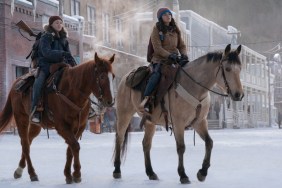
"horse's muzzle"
102,98,115,107
231,92,244,101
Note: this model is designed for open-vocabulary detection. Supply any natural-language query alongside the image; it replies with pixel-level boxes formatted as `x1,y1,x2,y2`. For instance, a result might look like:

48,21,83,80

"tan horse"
0,53,115,184
113,44,244,184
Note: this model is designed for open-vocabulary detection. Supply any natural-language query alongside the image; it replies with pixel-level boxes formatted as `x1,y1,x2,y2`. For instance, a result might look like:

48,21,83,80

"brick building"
0,0,81,110
1,0,191,131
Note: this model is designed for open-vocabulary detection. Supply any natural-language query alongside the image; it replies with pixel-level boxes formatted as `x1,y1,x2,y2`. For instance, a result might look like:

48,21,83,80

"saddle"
134,63,179,131
15,63,68,93
14,63,69,125
127,63,179,111
125,66,150,88
14,69,37,93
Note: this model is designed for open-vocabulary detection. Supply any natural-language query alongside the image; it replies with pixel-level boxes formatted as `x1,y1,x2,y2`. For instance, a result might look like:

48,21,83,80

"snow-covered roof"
15,0,32,6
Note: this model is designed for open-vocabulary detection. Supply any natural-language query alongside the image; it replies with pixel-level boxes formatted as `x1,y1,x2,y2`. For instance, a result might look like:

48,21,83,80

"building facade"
180,10,275,128
0,0,80,111
0,0,277,130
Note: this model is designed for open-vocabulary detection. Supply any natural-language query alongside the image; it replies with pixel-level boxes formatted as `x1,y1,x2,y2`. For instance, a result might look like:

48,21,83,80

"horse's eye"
225,67,231,72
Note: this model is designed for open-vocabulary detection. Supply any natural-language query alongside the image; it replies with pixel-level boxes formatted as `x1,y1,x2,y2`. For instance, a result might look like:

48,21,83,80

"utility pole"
58,0,64,17
268,62,272,127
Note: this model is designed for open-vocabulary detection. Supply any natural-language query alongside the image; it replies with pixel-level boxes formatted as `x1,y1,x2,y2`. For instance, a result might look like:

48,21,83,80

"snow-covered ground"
0,128,282,188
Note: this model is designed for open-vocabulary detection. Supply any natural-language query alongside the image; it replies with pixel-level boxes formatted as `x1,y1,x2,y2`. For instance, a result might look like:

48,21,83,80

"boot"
30,106,41,123
139,96,150,113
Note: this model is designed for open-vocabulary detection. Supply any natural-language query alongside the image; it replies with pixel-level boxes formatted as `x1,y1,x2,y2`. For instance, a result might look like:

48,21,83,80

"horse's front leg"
59,129,81,184
194,119,213,182
174,128,190,184
143,122,158,180
64,146,73,184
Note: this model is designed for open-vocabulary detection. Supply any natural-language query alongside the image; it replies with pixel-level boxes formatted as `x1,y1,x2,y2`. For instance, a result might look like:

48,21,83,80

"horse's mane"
62,58,112,90
188,50,241,67
207,50,241,65
69,58,113,75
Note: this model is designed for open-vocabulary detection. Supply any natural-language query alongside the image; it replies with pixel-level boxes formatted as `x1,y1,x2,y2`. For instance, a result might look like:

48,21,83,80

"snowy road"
0,128,282,188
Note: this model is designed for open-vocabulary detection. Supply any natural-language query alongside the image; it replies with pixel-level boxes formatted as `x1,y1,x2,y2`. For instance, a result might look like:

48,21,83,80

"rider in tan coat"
139,7,188,113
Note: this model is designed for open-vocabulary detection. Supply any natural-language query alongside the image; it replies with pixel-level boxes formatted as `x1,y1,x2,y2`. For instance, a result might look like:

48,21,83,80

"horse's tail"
121,126,130,160
112,125,130,163
0,92,13,133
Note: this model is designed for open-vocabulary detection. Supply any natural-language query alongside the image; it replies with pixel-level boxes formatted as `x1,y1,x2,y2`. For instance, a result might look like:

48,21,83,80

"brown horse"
113,44,244,184
0,53,115,183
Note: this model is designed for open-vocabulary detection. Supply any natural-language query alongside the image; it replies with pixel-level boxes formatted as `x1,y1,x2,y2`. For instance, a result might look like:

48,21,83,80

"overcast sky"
179,0,282,54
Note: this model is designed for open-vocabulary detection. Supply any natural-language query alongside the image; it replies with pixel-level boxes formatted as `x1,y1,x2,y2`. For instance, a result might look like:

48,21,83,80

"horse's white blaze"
108,72,114,99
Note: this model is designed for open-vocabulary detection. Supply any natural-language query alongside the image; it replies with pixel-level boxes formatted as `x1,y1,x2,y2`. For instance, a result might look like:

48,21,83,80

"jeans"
31,70,49,111
144,63,161,96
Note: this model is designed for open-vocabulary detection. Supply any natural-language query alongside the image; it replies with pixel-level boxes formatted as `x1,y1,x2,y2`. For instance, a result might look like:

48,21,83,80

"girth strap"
175,83,209,109
55,89,89,137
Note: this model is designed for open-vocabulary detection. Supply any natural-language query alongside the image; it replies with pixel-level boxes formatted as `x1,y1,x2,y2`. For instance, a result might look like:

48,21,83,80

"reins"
179,58,230,97
53,84,89,137
50,63,110,137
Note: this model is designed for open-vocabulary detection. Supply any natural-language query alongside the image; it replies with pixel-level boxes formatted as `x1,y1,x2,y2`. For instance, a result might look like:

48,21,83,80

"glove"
62,51,72,58
168,53,178,62
180,54,188,61
178,54,189,67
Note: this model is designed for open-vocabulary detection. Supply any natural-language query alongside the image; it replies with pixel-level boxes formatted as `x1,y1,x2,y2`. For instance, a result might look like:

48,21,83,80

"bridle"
94,66,103,101
93,62,115,106
216,57,232,96
94,64,106,101
180,56,233,97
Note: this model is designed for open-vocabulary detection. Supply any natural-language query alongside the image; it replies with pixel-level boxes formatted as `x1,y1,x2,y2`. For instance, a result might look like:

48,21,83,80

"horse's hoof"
73,177,81,183
65,177,73,184
14,171,22,179
180,177,191,184
30,175,39,181
113,172,121,179
197,171,206,182
149,173,159,180
14,167,23,179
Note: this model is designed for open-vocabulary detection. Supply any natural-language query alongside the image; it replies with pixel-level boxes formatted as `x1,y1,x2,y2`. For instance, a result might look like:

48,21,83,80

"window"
71,0,80,16
130,25,136,53
115,18,123,48
87,6,96,36
16,66,29,78
103,13,110,45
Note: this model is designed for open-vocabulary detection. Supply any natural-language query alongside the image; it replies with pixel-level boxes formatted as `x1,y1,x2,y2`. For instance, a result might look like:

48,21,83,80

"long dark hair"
156,17,180,35
44,24,68,38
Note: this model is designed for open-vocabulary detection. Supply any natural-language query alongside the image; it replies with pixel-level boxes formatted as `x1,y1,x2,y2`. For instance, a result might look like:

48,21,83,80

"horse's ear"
224,44,231,57
109,54,115,64
236,45,241,55
95,52,99,62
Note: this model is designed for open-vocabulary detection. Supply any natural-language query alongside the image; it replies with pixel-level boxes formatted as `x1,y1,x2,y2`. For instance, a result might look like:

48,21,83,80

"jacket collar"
43,25,67,38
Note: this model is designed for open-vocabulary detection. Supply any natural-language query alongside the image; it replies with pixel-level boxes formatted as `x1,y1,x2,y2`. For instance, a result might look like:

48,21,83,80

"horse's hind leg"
14,117,41,181
174,127,190,184
143,121,158,180
113,111,133,179
14,124,41,180
194,119,213,182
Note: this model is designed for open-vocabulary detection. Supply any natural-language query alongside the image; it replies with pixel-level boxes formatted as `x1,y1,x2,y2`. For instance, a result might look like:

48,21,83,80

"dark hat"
49,16,63,25
157,7,172,20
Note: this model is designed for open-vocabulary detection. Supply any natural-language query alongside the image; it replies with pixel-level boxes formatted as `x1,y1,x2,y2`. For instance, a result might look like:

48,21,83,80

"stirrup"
31,115,40,123
30,106,41,124
139,96,151,115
